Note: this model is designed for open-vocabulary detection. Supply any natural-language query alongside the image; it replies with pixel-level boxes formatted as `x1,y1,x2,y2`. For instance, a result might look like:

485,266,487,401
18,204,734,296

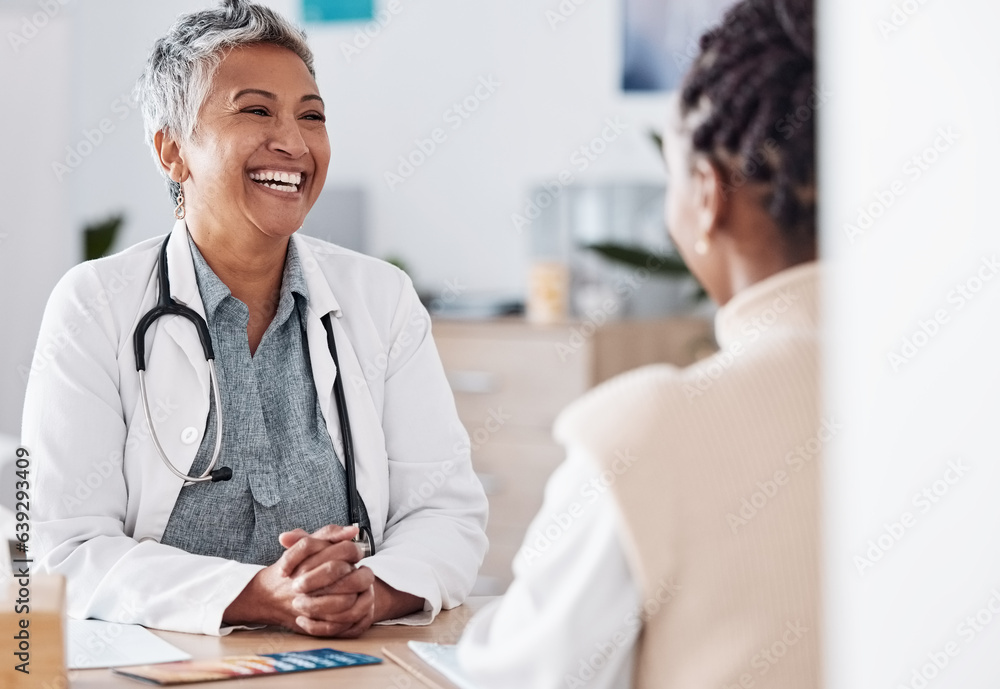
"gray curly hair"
135,0,314,204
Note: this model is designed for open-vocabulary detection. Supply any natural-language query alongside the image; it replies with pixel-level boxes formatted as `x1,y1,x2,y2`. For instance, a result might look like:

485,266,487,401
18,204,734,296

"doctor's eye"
242,107,271,117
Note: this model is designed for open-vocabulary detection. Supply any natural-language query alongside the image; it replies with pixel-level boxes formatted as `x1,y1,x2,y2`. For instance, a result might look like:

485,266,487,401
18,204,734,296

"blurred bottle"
527,260,570,324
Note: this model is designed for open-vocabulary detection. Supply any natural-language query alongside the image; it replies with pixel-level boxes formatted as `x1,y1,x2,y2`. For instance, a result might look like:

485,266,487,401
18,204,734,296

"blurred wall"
0,0,677,435
0,2,75,438
822,0,1000,686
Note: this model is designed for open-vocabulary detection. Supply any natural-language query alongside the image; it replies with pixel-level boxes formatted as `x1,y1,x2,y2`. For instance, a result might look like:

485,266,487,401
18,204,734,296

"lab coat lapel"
295,235,388,543
296,236,343,463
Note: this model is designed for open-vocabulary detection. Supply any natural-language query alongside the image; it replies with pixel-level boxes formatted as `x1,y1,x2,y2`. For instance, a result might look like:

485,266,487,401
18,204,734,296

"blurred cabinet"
432,317,715,593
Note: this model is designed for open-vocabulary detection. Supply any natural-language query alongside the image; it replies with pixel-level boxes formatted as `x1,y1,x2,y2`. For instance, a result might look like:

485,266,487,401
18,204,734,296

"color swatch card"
112,648,381,685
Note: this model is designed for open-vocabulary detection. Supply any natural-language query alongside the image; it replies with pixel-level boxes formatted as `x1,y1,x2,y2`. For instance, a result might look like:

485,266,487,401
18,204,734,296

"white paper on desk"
67,620,191,669
374,607,434,627
408,641,480,689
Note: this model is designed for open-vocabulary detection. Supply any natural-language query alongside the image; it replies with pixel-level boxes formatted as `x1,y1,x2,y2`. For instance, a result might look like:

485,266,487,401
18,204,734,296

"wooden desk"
70,598,493,688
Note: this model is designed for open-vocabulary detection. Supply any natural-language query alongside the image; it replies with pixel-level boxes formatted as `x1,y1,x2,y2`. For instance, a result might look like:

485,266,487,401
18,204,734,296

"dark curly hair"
680,0,816,251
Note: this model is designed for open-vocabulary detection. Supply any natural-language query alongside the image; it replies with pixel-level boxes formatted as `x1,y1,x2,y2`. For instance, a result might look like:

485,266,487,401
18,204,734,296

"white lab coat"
21,221,488,635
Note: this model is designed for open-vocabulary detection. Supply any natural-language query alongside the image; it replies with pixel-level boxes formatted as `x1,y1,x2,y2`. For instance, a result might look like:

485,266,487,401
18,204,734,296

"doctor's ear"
154,130,189,184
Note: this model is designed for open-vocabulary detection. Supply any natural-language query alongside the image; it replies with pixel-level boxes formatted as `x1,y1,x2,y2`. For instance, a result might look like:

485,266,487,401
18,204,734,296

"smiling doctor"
22,0,487,637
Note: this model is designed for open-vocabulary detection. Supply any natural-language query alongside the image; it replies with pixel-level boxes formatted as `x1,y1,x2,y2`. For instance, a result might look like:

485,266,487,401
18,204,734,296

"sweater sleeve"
456,447,642,688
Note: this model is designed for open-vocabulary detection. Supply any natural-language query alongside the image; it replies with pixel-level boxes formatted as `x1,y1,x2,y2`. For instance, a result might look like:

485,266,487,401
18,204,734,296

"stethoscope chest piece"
353,524,375,559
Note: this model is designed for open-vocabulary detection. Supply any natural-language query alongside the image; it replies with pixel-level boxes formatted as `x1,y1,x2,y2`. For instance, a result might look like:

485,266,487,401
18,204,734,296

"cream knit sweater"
554,263,822,689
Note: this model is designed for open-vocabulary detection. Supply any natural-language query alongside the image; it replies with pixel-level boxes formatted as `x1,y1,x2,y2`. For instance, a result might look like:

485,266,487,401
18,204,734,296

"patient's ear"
154,130,189,184
690,157,730,240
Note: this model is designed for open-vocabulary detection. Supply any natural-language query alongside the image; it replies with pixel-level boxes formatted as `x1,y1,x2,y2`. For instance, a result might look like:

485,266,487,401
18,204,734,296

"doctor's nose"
268,116,309,159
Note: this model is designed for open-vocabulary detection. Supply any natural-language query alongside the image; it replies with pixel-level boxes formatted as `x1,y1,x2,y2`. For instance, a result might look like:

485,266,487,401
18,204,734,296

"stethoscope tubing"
138,362,225,485
134,238,227,485
322,313,373,556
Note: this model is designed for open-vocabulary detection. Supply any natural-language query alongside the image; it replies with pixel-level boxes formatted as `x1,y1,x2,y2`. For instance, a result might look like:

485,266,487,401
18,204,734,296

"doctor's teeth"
265,183,298,192
250,171,302,185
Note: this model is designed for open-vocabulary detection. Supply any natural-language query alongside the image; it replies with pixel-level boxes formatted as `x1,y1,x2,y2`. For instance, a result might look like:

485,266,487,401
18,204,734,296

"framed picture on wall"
623,0,739,92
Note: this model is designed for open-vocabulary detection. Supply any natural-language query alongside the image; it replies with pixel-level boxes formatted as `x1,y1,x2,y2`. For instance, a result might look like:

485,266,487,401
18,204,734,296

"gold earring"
694,236,709,255
174,188,186,220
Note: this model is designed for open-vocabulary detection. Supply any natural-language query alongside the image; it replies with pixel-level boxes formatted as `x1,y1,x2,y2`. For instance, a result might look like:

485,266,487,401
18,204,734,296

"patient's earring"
694,234,710,256
174,187,186,220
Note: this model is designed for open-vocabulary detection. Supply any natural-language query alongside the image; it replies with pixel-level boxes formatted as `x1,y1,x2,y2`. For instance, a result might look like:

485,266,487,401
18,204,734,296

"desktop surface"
70,597,493,688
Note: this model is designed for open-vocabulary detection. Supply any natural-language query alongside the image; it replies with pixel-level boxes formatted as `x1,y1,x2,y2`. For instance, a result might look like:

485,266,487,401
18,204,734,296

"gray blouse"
160,236,368,566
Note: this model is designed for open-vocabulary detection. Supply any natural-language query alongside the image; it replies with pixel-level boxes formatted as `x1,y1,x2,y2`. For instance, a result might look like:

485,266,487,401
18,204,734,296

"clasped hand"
226,524,375,637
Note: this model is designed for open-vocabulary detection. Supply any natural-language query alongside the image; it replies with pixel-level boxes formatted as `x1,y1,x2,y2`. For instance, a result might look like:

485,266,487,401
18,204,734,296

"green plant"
84,214,124,262
584,242,708,301
649,129,663,155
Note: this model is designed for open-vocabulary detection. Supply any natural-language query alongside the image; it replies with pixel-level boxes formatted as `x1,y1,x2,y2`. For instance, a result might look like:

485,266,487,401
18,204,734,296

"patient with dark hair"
456,0,821,687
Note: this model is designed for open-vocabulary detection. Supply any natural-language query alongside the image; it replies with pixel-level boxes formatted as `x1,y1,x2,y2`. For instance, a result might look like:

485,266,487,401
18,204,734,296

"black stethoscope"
133,236,375,558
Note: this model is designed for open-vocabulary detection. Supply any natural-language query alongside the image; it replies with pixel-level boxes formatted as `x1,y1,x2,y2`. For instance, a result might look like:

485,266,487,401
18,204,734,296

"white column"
823,0,1000,686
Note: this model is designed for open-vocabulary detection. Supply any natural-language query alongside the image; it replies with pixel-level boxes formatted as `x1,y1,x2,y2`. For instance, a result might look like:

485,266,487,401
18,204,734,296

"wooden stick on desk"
381,646,449,689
